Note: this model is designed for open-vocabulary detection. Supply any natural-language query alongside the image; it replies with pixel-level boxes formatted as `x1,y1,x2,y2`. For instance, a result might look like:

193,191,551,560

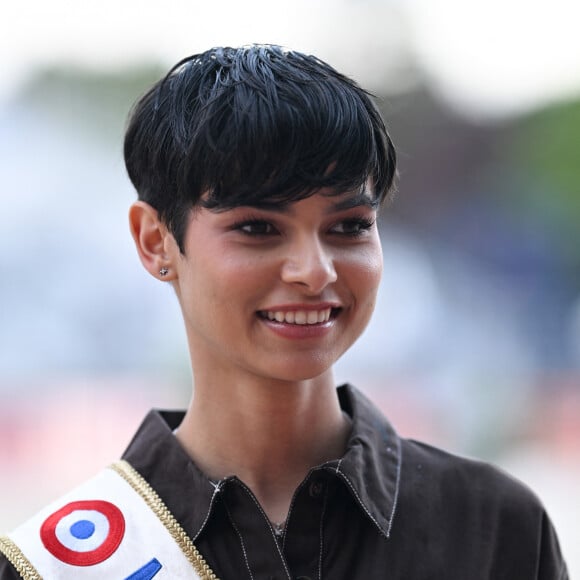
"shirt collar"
331,384,402,539
121,384,402,541
121,409,218,541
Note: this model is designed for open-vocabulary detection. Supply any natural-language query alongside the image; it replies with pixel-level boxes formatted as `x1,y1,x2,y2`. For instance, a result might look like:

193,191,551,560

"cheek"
363,261,382,317
355,245,383,324
359,264,382,342
201,253,273,314
336,242,383,322
368,246,384,286
351,242,383,294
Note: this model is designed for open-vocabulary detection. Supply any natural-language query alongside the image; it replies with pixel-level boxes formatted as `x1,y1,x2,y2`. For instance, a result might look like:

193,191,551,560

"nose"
280,237,337,294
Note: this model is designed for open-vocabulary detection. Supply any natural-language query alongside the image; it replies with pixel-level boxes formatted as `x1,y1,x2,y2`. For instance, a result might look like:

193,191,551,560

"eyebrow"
327,190,379,212
233,190,379,215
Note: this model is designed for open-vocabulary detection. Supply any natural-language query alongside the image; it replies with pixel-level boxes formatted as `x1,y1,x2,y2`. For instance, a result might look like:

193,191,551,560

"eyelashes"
329,217,375,236
231,218,278,236
229,215,376,238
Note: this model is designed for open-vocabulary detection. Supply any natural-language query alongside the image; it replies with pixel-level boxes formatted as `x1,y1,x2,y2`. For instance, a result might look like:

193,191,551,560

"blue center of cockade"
70,519,95,540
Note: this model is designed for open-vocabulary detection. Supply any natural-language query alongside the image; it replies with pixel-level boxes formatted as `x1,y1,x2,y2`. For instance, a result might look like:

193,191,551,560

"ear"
129,201,178,280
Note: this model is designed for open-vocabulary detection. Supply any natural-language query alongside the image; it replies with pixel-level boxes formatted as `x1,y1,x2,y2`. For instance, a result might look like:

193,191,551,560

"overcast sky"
1,0,580,118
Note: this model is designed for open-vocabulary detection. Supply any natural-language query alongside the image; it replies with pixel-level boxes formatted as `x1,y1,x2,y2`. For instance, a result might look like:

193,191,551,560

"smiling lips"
260,307,335,325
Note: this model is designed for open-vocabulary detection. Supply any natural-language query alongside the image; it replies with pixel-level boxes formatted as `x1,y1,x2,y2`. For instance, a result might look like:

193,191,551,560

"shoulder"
394,438,568,578
400,437,544,517
401,438,535,493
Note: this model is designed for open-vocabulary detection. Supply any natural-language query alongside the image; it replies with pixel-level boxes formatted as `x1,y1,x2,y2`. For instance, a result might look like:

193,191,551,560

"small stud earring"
159,267,169,277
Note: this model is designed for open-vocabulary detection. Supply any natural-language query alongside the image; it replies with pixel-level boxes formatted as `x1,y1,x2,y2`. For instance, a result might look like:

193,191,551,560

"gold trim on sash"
110,460,219,580
0,535,42,580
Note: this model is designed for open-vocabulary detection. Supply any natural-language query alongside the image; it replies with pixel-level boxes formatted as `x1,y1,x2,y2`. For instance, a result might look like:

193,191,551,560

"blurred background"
1,0,578,573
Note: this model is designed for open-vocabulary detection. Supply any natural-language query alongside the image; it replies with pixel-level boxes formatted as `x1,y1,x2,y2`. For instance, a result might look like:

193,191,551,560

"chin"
258,354,340,384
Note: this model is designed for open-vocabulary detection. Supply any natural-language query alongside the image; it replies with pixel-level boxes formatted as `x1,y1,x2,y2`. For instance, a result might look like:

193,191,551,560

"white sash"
0,461,218,580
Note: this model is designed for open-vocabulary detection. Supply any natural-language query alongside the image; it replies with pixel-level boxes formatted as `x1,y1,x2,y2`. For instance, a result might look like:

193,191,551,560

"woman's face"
171,188,383,384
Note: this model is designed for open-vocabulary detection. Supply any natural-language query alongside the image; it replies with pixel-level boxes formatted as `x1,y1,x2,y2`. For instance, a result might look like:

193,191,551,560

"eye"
233,219,278,236
330,217,375,236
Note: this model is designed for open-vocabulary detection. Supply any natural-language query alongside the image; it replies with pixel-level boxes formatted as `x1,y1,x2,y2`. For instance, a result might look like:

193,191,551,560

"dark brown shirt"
1,385,568,579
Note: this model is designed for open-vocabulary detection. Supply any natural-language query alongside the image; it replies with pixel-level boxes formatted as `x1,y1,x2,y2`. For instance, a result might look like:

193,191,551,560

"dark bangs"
124,45,396,248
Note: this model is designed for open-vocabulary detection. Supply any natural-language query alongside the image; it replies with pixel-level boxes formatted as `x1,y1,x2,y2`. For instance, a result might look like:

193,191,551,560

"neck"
175,371,351,524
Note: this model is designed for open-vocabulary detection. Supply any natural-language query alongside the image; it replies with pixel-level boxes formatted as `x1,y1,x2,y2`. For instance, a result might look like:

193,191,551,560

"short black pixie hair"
124,44,397,251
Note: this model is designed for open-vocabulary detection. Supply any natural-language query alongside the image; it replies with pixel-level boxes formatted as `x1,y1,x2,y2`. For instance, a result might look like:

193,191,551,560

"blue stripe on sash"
124,557,163,579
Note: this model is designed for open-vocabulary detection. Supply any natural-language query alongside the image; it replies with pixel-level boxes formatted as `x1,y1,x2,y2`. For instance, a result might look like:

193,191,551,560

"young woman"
0,45,568,579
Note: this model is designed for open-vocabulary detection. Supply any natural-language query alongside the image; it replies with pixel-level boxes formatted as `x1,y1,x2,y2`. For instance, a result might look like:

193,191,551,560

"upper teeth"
264,308,332,325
